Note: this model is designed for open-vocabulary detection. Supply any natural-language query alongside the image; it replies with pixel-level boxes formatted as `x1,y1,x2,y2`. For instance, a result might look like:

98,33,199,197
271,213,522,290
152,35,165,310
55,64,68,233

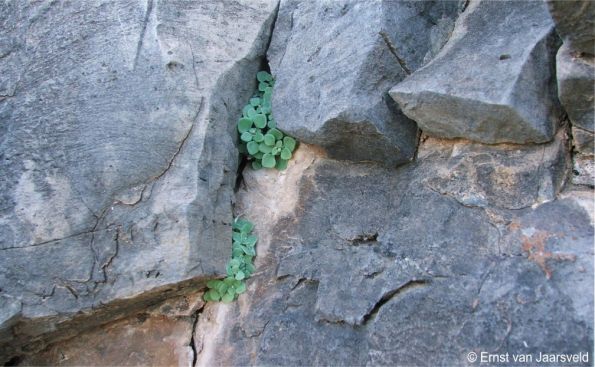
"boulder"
0,0,277,357
546,0,595,56
268,0,462,166
557,43,595,132
390,0,561,144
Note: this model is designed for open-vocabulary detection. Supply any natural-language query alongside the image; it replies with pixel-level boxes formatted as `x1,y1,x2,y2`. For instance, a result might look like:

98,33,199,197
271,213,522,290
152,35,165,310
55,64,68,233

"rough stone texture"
573,154,595,187
573,127,595,155
0,0,278,358
19,292,204,366
390,0,561,144
557,43,595,133
546,0,595,56
193,142,592,366
421,129,570,210
267,0,462,166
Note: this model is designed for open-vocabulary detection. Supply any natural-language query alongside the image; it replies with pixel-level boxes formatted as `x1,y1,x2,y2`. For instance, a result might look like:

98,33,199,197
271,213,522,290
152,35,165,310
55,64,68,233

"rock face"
194,143,592,367
556,44,595,133
546,0,595,56
18,292,204,366
0,0,277,357
267,0,462,166
390,0,561,144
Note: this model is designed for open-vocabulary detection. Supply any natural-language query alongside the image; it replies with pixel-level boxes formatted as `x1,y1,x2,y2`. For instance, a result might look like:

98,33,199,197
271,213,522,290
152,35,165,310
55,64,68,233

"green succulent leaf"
240,132,253,142
235,282,247,294
262,153,276,168
238,118,253,133
269,128,283,140
253,132,264,142
275,140,283,148
281,148,292,160
242,105,255,118
253,114,267,129
239,221,254,234
247,141,259,155
257,71,273,82
221,292,235,303
250,97,261,107
267,119,276,129
235,271,246,280
259,143,273,154
252,160,262,170
244,235,257,247
276,158,288,170
254,151,264,159
264,134,276,146
283,136,296,152
207,280,219,289
208,289,221,301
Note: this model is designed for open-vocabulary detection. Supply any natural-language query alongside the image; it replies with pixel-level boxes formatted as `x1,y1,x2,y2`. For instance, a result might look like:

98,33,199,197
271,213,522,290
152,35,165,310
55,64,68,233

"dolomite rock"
267,0,461,166
0,0,278,358
557,43,595,133
546,0,595,56
390,0,561,144
18,292,204,367
194,142,591,366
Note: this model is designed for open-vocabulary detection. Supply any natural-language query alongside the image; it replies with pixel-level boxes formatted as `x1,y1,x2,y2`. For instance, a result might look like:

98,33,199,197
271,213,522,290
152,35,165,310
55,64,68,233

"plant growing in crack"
237,71,298,170
203,217,257,303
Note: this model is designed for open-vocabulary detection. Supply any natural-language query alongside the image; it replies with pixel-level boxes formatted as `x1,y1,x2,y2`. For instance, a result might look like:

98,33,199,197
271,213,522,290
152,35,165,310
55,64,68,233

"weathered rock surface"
267,0,462,166
557,43,595,133
0,0,277,358
574,127,594,155
546,0,595,56
193,142,592,366
390,0,561,144
19,292,204,366
420,129,570,210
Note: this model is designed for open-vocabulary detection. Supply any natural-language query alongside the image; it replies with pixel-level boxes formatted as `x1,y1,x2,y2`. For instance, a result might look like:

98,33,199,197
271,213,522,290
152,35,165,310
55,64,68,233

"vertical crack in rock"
379,31,411,75
133,0,154,69
189,302,205,367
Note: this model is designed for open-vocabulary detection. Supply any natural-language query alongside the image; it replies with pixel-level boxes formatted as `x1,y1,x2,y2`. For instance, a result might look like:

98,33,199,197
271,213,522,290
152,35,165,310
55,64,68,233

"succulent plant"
236,71,298,171
203,217,257,303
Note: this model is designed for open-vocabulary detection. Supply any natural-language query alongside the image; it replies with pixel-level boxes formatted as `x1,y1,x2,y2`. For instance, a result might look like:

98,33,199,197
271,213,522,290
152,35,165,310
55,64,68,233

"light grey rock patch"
390,0,561,144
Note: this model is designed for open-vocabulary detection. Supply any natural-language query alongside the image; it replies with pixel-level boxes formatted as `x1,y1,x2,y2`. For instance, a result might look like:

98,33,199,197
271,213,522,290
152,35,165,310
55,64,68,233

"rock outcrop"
193,143,592,366
390,0,561,144
546,1,594,187
0,0,278,357
546,0,594,56
267,0,462,166
1,0,593,365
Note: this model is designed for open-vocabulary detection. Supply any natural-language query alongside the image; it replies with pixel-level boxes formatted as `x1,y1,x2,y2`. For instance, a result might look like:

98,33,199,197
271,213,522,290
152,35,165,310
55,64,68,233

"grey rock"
420,129,570,210
546,0,595,56
206,140,591,366
390,0,561,144
573,127,594,154
0,0,277,357
557,43,595,132
573,154,595,187
268,0,461,166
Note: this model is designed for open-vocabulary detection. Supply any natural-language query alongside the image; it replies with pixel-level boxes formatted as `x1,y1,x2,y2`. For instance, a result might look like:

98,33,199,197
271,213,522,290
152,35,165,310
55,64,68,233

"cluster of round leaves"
238,71,298,170
203,218,257,303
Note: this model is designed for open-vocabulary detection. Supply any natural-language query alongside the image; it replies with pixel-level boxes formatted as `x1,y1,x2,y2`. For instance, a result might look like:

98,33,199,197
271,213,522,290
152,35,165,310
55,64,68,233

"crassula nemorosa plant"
203,218,257,303
237,71,298,170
